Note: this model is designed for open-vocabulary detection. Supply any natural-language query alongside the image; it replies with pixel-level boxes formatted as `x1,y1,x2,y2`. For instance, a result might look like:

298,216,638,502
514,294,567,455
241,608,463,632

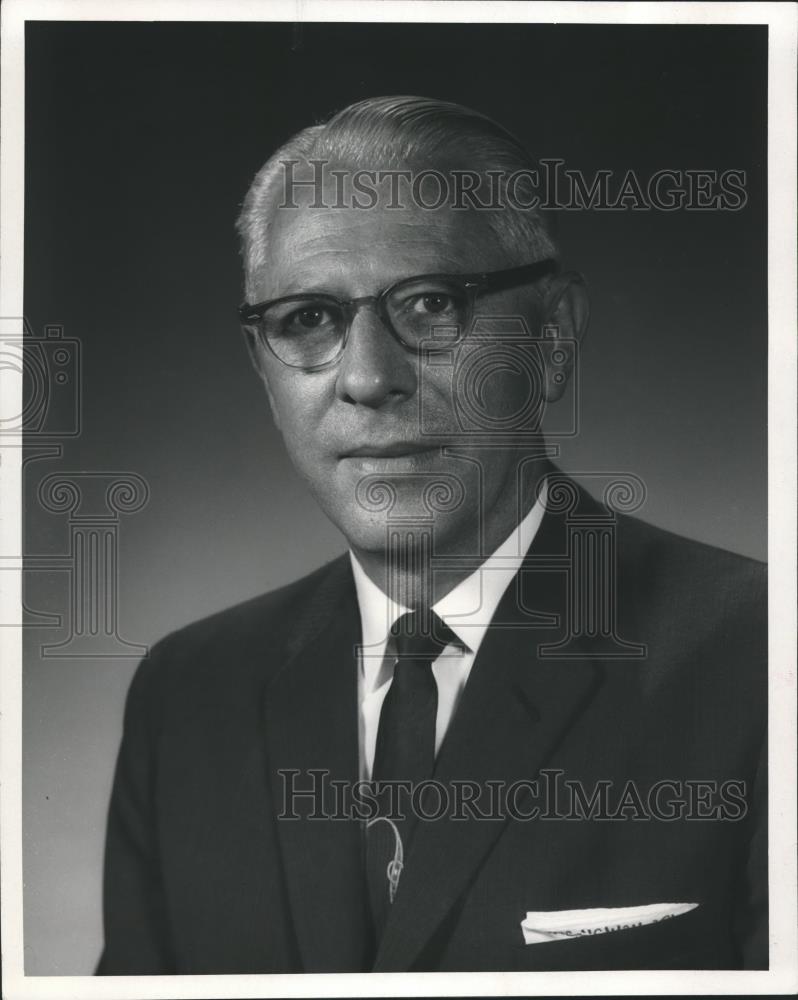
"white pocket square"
521,902,699,945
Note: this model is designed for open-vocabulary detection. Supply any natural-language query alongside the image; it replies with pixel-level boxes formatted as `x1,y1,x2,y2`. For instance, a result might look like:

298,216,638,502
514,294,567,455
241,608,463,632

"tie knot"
389,610,460,662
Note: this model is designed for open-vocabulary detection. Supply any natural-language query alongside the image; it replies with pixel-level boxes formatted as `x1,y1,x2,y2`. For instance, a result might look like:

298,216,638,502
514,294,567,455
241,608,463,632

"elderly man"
97,97,766,974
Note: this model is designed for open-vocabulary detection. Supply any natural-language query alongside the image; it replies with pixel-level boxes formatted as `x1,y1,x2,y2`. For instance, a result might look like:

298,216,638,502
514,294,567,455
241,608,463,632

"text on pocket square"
521,901,699,944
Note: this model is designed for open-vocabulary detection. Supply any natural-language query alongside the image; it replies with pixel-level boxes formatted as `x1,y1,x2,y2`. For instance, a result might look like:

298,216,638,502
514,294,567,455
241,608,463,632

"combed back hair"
236,96,559,302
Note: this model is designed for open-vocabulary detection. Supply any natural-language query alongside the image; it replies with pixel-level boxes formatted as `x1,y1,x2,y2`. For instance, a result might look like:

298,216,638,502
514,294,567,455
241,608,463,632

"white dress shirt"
350,480,548,780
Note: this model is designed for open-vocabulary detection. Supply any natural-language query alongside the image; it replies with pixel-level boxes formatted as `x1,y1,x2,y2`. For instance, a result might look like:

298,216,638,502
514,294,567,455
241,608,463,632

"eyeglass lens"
261,276,471,368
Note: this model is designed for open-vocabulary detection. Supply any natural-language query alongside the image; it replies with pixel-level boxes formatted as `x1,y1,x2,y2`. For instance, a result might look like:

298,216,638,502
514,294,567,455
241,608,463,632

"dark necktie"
366,610,458,941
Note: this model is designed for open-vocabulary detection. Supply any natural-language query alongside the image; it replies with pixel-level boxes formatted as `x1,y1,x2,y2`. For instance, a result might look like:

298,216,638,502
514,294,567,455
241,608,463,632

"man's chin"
325,504,467,559
333,510,433,552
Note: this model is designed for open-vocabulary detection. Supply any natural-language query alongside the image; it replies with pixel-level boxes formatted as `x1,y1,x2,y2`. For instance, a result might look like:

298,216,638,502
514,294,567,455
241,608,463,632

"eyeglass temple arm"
476,258,561,292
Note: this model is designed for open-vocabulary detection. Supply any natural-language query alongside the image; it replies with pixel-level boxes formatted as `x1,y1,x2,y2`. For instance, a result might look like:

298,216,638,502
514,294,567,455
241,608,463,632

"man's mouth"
341,442,441,459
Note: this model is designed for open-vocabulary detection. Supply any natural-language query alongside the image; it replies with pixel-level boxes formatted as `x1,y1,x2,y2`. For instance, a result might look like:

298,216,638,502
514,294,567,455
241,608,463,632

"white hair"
235,96,559,302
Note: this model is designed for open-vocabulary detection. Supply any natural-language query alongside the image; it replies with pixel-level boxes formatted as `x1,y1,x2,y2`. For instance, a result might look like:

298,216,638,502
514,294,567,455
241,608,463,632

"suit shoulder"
135,553,351,692
614,514,766,686
618,513,766,595
559,471,765,594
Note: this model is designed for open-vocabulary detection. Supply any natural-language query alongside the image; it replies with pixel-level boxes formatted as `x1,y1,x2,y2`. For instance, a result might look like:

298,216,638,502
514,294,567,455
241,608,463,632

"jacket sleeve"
95,649,175,974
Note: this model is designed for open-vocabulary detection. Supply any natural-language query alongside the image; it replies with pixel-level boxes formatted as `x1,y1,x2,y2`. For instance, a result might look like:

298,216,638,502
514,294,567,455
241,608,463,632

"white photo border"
1,2,795,997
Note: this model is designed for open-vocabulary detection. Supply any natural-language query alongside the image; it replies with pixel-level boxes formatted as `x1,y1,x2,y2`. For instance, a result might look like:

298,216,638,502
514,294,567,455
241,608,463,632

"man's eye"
283,306,335,334
296,308,325,327
411,293,457,315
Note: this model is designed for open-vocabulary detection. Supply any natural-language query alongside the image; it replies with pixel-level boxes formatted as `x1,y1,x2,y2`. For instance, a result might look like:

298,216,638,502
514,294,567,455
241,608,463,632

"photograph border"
1,1,795,997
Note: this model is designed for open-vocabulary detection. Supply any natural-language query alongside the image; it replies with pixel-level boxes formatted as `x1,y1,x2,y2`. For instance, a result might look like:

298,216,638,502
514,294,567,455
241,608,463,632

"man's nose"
334,305,417,407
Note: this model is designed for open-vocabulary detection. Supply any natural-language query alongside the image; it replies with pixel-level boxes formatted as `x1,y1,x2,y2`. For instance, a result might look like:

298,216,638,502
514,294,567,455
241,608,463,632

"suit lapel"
374,492,606,971
262,560,372,972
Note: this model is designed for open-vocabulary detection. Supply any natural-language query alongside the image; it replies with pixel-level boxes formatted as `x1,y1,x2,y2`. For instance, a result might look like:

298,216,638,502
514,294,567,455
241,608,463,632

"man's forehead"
261,194,504,299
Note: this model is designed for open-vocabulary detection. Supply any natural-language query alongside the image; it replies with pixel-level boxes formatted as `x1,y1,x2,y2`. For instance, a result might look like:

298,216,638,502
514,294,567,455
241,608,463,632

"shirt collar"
350,478,548,687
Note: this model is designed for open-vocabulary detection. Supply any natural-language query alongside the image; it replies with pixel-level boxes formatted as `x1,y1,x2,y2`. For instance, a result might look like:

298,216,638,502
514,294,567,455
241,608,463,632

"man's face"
249,187,562,557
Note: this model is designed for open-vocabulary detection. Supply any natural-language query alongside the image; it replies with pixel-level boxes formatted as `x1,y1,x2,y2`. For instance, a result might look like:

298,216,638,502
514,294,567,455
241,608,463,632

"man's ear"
242,327,282,431
537,272,590,403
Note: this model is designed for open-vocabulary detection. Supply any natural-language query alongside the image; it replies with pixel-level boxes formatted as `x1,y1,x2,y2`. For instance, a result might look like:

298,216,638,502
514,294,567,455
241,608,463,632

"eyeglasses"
238,258,560,372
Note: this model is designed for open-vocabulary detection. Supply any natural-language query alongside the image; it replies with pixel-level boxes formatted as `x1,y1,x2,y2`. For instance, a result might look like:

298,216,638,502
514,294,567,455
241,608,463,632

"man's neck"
349,454,551,608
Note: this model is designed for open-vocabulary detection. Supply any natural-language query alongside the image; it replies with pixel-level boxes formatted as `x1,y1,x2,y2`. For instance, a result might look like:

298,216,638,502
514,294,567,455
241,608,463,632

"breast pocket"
512,900,735,970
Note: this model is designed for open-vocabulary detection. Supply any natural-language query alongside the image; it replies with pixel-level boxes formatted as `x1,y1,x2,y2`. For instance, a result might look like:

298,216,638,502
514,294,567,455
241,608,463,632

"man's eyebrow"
260,263,342,298
269,262,472,301
269,267,478,302
272,281,335,298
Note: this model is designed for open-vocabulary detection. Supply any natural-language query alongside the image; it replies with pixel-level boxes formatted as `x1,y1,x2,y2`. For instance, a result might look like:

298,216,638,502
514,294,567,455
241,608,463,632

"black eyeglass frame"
238,257,561,373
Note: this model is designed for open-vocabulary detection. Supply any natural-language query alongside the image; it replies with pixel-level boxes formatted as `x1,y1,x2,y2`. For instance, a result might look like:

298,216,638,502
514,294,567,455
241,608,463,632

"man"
97,97,766,974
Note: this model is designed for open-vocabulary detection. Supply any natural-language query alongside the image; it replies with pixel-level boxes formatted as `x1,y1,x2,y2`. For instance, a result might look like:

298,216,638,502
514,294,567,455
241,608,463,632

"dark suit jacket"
97,480,767,973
